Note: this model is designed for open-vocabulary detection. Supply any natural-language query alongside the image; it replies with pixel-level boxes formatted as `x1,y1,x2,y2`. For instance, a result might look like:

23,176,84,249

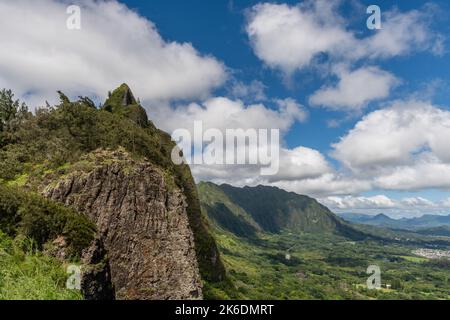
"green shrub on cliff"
0,184,95,258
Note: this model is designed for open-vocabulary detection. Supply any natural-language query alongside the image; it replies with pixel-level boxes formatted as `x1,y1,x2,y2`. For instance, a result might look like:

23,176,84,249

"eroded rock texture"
44,150,203,300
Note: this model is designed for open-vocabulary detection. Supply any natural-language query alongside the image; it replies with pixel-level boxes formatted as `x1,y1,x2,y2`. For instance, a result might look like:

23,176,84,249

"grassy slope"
0,184,96,258
0,232,82,300
0,184,93,300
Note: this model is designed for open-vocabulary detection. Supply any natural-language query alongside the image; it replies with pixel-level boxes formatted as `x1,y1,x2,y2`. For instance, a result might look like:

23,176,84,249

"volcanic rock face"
44,150,203,300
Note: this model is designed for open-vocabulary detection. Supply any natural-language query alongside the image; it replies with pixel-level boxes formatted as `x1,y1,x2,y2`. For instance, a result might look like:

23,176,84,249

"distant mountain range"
198,182,367,239
198,184,450,243
338,212,450,234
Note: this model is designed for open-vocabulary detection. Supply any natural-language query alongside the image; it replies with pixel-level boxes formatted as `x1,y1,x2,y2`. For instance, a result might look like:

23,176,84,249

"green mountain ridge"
198,182,366,239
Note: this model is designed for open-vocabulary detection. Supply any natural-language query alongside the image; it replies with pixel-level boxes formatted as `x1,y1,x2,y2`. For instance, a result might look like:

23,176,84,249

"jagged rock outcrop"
80,237,115,300
44,149,203,300
103,83,149,127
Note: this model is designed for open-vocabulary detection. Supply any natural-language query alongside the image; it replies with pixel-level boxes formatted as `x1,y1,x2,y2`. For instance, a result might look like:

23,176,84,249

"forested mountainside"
0,85,225,299
198,182,366,238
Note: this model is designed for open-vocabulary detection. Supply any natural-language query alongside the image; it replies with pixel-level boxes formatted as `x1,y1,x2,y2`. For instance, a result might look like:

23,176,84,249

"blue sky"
2,0,450,217
122,0,450,150
125,0,450,211
121,0,450,141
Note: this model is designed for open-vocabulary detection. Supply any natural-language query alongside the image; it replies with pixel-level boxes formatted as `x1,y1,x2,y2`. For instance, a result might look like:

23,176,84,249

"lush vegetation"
0,184,95,258
198,182,367,240
0,86,225,299
0,87,172,183
417,226,450,237
0,232,82,300
208,229,450,299
199,182,450,300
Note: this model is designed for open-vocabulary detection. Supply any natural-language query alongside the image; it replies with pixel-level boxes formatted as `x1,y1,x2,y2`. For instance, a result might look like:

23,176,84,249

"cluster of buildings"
413,249,450,259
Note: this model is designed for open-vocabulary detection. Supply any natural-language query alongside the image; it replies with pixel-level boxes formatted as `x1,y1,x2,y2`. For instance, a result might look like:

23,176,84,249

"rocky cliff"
0,84,225,300
44,149,202,300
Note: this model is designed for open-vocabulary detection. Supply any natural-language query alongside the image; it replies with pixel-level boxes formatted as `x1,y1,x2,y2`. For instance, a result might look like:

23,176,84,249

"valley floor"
208,230,450,300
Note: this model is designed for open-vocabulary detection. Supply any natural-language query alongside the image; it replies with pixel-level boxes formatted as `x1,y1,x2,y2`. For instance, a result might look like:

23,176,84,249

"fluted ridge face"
44,149,203,300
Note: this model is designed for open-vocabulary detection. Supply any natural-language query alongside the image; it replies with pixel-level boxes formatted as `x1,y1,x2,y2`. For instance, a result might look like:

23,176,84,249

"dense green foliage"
0,88,171,182
0,89,28,137
0,232,82,300
198,182,261,238
103,84,149,128
0,184,95,258
0,85,225,297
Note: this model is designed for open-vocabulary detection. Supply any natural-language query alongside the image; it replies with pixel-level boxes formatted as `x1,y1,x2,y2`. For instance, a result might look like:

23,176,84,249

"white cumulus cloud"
149,97,325,185
322,195,397,210
361,7,443,58
0,0,227,106
229,80,267,102
246,1,442,74
332,100,450,191
246,1,352,73
151,96,307,135
309,66,398,111
320,195,450,218
271,173,372,197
